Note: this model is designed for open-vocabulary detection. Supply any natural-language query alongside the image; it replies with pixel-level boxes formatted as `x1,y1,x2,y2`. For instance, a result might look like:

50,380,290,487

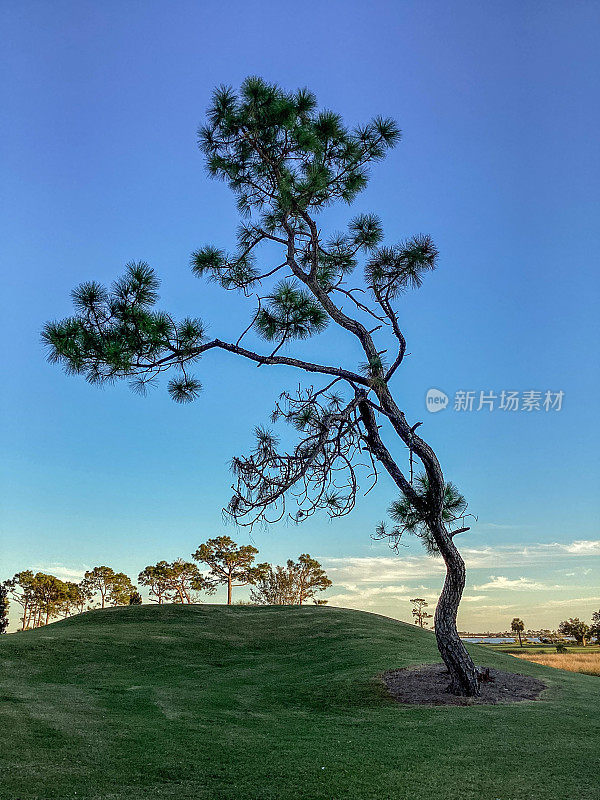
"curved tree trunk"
432,526,480,696
359,393,481,697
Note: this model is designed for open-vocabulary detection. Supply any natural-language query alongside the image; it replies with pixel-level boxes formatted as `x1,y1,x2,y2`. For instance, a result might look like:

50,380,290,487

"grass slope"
0,605,598,800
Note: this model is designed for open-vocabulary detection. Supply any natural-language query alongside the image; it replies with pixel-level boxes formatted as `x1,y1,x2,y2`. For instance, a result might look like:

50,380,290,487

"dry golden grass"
514,651,600,676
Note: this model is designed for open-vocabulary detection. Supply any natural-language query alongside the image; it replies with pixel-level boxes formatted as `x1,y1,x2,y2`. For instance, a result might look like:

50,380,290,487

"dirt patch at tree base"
382,664,547,706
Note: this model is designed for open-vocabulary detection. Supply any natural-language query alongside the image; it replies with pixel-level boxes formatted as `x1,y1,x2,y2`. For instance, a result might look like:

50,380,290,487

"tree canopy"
410,598,433,628
511,617,525,646
139,559,213,604
558,618,590,646
590,610,600,644
250,554,331,605
193,536,268,605
81,567,136,609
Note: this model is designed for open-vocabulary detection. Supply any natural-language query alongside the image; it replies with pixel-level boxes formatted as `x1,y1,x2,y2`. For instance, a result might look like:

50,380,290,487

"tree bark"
358,394,480,697
21,600,29,631
431,525,480,696
227,576,232,605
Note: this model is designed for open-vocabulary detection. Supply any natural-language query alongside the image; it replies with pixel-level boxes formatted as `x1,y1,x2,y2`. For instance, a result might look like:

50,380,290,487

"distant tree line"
510,614,600,647
3,567,137,631
1,536,331,631
557,617,596,646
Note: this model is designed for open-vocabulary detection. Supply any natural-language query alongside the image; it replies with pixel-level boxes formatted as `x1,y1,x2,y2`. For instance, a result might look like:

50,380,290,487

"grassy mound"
0,604,598,800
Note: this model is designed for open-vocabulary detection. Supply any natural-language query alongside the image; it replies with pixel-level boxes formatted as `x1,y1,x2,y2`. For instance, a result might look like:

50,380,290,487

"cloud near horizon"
30,564,89,582
321,538,599,628
472,576,553,591
322,539,599,584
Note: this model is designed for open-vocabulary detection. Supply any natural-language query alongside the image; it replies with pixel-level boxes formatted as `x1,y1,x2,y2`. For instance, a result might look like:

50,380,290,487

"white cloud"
479,523,525,530
460,539,600,569
473,576,551,591
327,583,440,609
334,584,411,598
31,564,87,582
322,537,599,587
562,540,600,555
545,596,600,607
323,555,446,585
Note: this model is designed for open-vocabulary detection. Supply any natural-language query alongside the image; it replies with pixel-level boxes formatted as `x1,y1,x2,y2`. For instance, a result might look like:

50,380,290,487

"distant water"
462,637,541,644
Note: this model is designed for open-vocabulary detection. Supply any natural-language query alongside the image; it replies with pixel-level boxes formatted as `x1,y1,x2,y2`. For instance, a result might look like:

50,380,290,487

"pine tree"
410,598,433,628
44,78,480,695
138,560,214,604
251,554,331,605
192,536,268,605
0,583,9,634
81,567,136,609
5,572,73,628
138,562,172,604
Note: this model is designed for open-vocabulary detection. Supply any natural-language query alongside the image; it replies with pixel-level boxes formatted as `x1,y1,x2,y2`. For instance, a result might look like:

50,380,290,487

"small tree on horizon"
106,573,137,607
73,580,95,614
43,77,481,695
511,617,525,647
60,581,87,617
193,536,268,605
410,598,433,628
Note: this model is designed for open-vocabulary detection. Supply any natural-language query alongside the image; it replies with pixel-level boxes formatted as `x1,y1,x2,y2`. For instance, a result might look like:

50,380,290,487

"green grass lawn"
0,605,598,800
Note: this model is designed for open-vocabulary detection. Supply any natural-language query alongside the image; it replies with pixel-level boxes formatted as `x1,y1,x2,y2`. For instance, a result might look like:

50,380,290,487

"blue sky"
1,0,599,630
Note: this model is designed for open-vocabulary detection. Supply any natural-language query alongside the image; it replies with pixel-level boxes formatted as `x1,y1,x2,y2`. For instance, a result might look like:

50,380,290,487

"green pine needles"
376,474,468,556
254,280,328,343
198,77,400,217
43,261,205,402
